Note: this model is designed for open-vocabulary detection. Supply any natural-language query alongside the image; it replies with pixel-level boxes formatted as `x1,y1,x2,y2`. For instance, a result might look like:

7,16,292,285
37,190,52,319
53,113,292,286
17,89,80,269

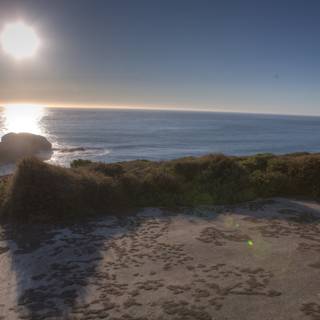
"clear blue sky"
0,0,319,115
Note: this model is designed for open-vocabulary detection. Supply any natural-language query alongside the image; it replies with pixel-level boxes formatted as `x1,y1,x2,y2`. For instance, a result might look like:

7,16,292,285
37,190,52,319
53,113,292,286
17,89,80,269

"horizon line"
1,102,319,118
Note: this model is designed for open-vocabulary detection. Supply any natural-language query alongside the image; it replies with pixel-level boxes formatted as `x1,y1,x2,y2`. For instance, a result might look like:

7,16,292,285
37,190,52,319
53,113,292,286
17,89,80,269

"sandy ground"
0,198,319,320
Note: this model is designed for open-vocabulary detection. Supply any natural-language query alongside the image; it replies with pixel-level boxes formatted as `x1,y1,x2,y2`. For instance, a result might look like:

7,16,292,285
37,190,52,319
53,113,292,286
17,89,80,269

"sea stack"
0,132,52,164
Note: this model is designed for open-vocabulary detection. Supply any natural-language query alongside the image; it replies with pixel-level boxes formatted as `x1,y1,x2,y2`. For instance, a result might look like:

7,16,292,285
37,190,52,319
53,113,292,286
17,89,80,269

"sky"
0,0,320,115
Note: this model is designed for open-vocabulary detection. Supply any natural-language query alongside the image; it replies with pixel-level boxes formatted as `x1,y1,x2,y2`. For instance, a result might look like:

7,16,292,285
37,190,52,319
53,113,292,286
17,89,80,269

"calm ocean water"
1,107,320,172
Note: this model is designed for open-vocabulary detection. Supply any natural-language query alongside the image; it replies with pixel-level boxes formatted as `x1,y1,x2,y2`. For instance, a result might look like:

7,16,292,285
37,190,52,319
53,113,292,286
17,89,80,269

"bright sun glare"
2,104,45,135
0,22,40,60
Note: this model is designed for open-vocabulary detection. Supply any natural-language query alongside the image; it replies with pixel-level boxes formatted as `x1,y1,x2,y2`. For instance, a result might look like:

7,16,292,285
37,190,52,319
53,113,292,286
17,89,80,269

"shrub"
2,152,320,223
90,162,124,177
141,169,184,206
70,159,92,168
240,153,274,171
3,158,116,222
174,158,207,180
197,156,250,203
293,156,320,196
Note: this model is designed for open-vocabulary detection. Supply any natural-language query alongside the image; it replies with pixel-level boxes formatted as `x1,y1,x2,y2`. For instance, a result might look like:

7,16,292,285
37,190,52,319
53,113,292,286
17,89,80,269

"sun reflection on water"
1,104,47,135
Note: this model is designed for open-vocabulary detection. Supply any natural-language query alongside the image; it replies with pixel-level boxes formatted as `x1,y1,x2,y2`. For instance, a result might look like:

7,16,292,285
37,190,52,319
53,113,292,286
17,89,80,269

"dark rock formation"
0,132,52,164
58,147,86,153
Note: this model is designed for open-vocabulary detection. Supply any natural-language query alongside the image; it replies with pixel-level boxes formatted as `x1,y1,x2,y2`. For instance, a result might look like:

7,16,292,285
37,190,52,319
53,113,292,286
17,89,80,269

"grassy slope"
1,152,320,222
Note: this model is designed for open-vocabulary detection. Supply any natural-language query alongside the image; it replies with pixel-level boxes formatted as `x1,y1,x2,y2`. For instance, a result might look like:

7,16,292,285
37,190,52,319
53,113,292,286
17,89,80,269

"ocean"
1,106,320,172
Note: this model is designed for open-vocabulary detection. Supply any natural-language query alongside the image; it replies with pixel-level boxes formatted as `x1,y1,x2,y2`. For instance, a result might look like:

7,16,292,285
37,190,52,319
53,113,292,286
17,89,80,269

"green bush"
174,158,207,180
240,153,274,171
2,152,320,222
90,162,124,177
70,159,93,168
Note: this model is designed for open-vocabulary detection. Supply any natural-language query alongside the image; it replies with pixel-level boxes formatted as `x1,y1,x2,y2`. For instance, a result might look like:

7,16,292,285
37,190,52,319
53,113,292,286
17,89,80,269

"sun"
0,21,40,60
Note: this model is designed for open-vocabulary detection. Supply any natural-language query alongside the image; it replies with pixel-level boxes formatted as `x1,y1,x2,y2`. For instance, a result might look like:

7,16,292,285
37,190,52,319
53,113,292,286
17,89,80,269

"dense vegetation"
1,152,320,222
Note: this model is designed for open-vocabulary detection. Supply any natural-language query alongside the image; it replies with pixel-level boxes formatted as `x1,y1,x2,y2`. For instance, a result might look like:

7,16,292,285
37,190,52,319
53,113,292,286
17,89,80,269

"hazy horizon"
2,102,320,118
1,0,320,116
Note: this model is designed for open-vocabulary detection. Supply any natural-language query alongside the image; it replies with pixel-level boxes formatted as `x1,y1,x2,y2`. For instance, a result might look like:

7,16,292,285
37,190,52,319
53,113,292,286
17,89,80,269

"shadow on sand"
0,214,143,319
0,198,319,319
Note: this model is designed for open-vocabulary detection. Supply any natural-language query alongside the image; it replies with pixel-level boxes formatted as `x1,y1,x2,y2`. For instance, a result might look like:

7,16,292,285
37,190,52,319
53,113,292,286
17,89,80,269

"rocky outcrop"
0,132,52,164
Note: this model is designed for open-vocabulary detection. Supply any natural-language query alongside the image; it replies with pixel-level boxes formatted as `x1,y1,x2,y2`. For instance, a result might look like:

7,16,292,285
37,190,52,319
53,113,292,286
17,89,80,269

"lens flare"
247,239,254,247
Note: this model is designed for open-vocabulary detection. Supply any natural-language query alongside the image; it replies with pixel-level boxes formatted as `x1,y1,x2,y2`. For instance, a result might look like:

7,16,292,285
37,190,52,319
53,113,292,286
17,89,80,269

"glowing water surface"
1,104,46,135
